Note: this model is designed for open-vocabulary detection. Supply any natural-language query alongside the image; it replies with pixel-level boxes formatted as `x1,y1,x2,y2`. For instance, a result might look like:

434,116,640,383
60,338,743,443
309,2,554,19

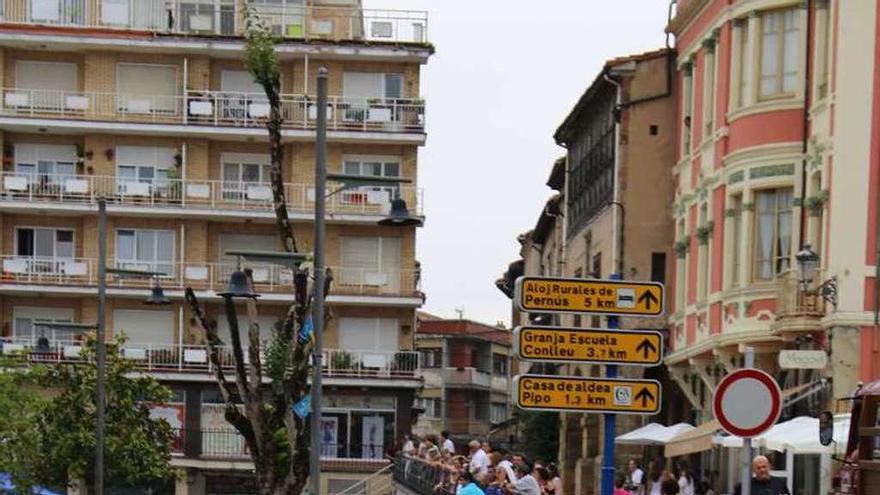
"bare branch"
245,297,263,391
222,296,253,404
184,288,239,410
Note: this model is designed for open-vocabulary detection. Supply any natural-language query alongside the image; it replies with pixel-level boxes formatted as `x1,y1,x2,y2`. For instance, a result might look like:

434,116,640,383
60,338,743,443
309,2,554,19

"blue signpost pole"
601,273,622,495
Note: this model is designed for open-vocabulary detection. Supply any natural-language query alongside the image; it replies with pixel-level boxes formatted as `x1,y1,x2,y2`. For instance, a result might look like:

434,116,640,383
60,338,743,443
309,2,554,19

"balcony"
0,338,420,379
0,256,421,300
0,89,426,137
445,367,490,389
771,270,829,334
0,172,423,221
0,1,429,45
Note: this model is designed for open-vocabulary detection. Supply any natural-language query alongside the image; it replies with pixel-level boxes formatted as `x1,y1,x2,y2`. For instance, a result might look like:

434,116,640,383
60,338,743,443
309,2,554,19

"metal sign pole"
741,346,755,495
601,273,621,495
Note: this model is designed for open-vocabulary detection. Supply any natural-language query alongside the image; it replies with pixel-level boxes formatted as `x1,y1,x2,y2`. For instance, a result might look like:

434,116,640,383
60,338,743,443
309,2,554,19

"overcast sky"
366,0,672,326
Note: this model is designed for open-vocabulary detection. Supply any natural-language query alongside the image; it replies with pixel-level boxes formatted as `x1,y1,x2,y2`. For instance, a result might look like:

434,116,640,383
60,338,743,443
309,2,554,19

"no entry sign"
713,368,782,438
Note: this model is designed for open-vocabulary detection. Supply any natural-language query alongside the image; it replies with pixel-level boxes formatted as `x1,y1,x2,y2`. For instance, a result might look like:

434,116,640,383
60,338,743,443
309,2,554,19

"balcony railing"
0,89,427,133
393,456,444,495
445,367,490,388
0,337,420,379
0,256,421,298
0,172,423,218
775,269,828,319
0,1,429,44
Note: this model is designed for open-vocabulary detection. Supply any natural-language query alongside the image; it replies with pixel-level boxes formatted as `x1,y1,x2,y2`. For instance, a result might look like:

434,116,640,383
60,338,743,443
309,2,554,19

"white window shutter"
113,309,174,345
16,61,77,92
117,64,177,96
342,72,382,99
338,318,376,350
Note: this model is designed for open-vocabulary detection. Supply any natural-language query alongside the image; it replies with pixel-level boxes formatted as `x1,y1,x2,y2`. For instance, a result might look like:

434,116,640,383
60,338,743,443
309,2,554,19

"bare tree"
184,11,325,495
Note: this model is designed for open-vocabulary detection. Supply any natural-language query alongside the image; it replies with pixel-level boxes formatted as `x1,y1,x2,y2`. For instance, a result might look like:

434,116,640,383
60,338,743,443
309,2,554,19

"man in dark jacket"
734,455,790,495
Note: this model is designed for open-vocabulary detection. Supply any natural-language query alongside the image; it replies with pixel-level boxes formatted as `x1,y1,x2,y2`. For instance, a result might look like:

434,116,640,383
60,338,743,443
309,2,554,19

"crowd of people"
397,432,722,495
400,432,562,495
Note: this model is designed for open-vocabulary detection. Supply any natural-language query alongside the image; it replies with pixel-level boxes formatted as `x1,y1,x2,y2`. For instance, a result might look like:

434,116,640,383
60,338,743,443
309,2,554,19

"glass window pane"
38,161,53,175
56,231,74,258
384,162,400,177
242,164,260,182
17,229,34,256
34,229,54,257
384,74,403,99
138,167,155,182
118,166,136,181
157,231,174,262
366,162,382,176
761,32,778,79
344,161,360,175
137,231,156,262
17,163,36,175
223,163,239,182
56,163,75,176
116,230,135,260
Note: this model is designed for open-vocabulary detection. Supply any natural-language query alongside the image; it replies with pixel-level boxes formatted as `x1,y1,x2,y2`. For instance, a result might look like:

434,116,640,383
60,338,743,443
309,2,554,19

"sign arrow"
636,338,657,359
637,290,659,311
634,387,655,408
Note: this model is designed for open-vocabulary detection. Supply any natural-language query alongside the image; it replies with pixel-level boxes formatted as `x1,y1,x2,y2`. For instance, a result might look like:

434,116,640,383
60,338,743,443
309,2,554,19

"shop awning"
665,419,720,457
616,422,695,446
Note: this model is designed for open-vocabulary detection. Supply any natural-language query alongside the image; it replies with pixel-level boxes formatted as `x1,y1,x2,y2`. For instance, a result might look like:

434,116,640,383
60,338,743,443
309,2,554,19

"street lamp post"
39,197,170,495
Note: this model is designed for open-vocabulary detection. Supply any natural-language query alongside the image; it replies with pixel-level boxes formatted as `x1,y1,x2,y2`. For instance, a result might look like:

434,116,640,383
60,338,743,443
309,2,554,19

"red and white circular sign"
713,369,782,438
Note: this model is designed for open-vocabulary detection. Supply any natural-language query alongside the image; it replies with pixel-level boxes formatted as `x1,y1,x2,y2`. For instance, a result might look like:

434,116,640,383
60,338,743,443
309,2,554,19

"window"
15,61,78,109
730,195,743,286
338,318,399,351
117,146,175,190
30,0,84,24
13,306,74,343
754,188,793,280
342,72,403,101
14,144,77,185
676,219,687,310
221,154,272,199
342,155,401,204
250,0,305,37
759,9,799,98
177,0,235,34
16,227,74,260
703,43,716,137
115,229,174,275
490,403,508,424
103,0,166,29
419,348,442,368
735,18,750,107
492,353,508,375
815,3,832,99
117,63,177,113
415,398,441,418
339,237,401,290
682,65,694,153
114,309,174,345
651,252,666,285
698,203,709,300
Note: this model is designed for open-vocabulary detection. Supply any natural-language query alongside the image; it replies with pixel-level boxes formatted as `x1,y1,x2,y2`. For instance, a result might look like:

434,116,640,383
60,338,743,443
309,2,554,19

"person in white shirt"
468,439,490,477
506,462,541,495
440,430,455,455
628,458,645,495
677,460,695,495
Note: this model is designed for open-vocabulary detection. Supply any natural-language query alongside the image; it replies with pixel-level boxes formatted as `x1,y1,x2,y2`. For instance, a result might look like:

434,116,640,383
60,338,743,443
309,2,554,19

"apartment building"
665,0,880,487
0,0,431,492
412,314,515,450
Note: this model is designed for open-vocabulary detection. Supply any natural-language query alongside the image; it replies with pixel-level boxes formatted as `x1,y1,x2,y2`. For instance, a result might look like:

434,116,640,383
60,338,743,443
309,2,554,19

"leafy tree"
182,9,320,494
515,409,560,463
0,336,176,491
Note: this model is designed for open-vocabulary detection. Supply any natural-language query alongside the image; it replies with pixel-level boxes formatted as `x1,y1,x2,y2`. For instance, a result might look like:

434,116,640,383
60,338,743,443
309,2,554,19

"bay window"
759,9,799,98
703,42,716,137
115,229,175,275
729,195,743,286
754,188,793,280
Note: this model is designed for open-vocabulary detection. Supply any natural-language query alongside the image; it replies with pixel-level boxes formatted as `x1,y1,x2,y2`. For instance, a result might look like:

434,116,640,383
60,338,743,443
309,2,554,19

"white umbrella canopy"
616,422,696,446
615,423,670,445
712,414,851,454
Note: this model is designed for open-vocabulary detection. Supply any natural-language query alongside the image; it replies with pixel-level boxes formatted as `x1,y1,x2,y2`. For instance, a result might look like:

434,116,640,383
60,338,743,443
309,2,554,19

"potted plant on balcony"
330,350,357,374
674,237,690,258
695,221,714,245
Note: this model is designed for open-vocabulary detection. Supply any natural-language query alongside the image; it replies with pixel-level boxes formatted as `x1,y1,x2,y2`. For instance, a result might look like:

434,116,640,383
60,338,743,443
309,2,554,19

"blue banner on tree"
292,394,311,419
298,316,314,344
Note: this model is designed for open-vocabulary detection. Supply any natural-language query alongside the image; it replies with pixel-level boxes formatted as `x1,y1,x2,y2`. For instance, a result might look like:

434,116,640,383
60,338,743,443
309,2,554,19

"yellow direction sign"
514,326,663,366
514,375,662,415
514,276,665,317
